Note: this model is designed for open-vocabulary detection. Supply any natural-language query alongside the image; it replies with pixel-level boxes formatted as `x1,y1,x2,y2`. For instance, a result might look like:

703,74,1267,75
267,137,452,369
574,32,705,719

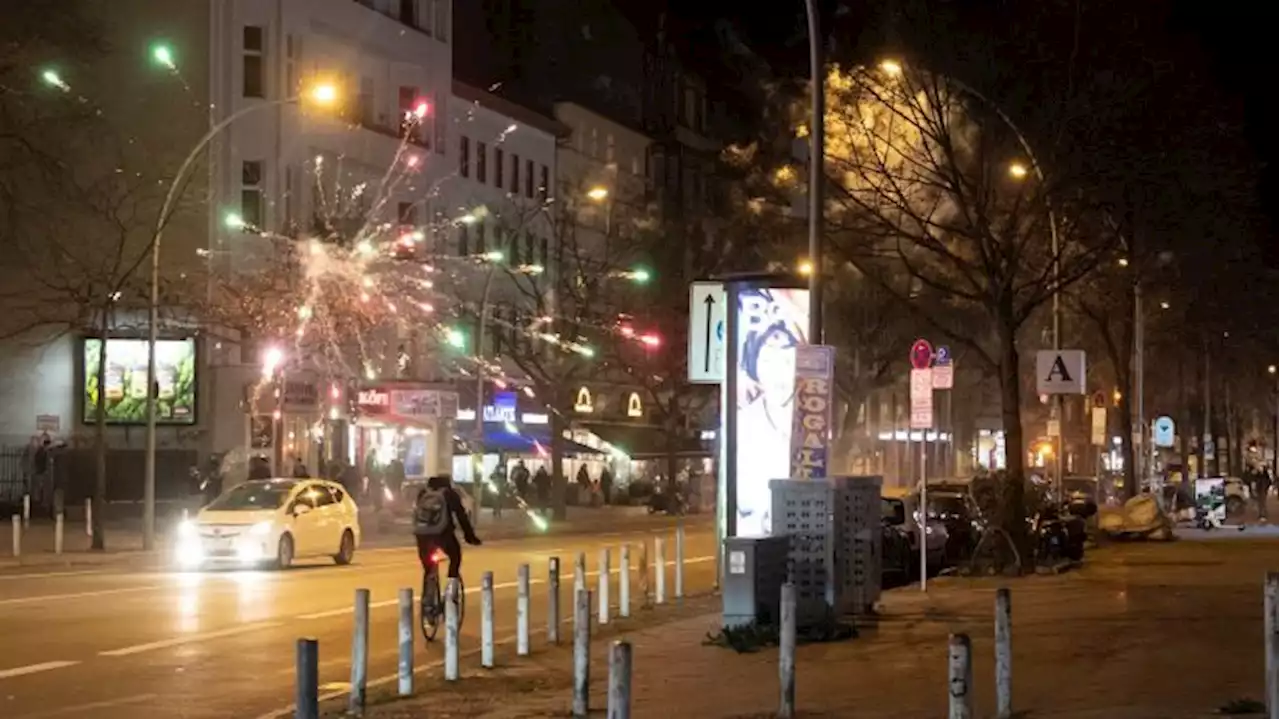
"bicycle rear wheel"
420,568,442,642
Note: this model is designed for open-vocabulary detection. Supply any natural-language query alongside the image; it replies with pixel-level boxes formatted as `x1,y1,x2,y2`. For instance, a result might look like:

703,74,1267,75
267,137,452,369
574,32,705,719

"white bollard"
573,589,592,717
22,494,30,529
608,640,633,719
84,498,92,537
517,563,531,656
995,588,1013,718
598,547,611,625
655,537,666,605
619,544,631,618
548,557,561,645
948,633,974,719
779,582,796,719
398,588,414,696
54,513,64,555
10,515,20,558
481,571,495,668
349,588,369,714
445,578,461,681
574,551,587,597
1266,572,1278,719
675,519,686,598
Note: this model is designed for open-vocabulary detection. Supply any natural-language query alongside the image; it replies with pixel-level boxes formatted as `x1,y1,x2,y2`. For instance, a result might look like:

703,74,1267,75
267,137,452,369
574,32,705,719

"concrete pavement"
0,520,717,718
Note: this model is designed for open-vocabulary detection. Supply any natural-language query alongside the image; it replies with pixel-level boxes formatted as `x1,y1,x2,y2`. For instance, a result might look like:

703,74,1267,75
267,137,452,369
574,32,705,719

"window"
540,237,549,268
242,26,265,98
285,35,297,95
459,136,470,177
357,76,374,126
433,0,448,42
241,160,264,228
494,148,505,188
398,86,421,141
432,92,444,153
539,165,550,201
606,133,615,163
509,154,520,193
525,159,534,198
398,202,416,224
590,127,599,158
508,231,520,265
475,220,486,252
399,0,417,26
458,223,469,255
476,141,488,183
308,484,336,507
283,165,297,233
525,232,535,268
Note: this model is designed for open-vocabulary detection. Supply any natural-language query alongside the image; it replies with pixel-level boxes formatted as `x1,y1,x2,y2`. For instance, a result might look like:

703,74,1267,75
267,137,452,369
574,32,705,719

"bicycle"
420,548,466,642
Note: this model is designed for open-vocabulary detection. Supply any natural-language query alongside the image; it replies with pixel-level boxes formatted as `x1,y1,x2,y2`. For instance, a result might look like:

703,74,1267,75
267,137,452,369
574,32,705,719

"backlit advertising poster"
734,286,809,536
790,345,835,479
83,338,197,424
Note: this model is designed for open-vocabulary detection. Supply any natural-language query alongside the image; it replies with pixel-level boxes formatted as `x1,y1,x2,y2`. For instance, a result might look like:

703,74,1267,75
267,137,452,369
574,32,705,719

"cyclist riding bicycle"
413,474,481,579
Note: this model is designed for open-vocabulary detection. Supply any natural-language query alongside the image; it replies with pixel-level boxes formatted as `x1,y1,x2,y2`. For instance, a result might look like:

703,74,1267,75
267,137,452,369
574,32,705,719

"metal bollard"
295,638,319,719
654,537,666,605
517,563,531,656
598,547,611,625
398,588,414,696
779,582,796,719
445,578,461,680
995,588,1013,718
22,494,30,529
608,640,633,719
1266,572,1278,719
574,551,587,597
548,556,561,644
481,571,495,668
948,633,974,719
572,588,592,717
639,541,650,607
619,544,631,618
10,515,19,558
85,498,92,537
349,588,370,714
675,521,685,600
54,513,64,555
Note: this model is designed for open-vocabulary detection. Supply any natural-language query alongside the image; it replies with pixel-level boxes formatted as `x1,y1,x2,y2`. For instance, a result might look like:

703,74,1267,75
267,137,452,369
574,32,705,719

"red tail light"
430,549,447,565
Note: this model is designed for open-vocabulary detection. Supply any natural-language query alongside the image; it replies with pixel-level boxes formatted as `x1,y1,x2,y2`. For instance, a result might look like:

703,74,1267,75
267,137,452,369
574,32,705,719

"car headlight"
248,521,273,537
177,521,197,538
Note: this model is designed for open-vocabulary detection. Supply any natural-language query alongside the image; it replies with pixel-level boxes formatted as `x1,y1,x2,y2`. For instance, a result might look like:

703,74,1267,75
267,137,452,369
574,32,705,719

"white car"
176,478,361,570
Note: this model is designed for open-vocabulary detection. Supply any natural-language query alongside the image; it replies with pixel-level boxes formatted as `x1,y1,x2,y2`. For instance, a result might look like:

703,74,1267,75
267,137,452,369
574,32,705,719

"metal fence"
0,446,29,506
0,445,197,512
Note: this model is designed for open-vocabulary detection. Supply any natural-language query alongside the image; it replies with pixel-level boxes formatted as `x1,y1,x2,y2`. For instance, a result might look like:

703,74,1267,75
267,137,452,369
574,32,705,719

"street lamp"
797,260,814,276
586,186,609,202
1008,162,1029,179
141,79,340,549
804,0,825,344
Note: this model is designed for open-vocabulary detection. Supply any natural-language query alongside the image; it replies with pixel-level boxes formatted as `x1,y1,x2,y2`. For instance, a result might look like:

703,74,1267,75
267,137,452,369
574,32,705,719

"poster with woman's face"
734,287,809,536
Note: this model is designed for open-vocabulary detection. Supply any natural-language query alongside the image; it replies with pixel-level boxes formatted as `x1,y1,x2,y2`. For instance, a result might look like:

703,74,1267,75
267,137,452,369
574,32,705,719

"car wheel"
333,529,355,566
275,533,295,570
1226,496,1246,516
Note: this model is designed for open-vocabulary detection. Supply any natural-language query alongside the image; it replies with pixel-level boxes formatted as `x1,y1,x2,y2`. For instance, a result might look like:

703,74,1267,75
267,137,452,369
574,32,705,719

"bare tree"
811,64,1111,557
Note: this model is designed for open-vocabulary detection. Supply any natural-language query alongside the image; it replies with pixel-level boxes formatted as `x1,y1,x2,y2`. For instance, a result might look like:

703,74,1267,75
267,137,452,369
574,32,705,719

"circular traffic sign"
909,339,934,370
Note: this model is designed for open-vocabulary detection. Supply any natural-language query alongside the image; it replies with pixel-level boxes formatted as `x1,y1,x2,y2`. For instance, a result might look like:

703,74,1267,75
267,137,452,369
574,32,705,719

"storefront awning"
578,423,711,460
454,426,606,457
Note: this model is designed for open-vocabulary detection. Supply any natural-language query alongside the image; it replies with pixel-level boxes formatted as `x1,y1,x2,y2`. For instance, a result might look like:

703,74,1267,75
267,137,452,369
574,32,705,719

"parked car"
881,497,914,582
883,488,949,577
175,478,361,570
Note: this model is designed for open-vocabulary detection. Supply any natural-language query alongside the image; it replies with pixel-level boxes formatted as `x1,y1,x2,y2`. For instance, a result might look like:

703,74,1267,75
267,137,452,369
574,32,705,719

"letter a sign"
1035,350,1087,395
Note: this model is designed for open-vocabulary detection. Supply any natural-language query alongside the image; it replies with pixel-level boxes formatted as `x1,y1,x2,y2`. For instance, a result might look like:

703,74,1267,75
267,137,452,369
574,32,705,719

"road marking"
297,598,399,620
0,585,162,606
99,621,282,657
16,693,159,717
0,660,80,680
0,569,108,582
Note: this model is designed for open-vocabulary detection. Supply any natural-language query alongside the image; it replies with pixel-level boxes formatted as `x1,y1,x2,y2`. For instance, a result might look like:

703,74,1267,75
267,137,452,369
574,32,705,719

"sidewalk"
356,538,1274,718
0,505,706,570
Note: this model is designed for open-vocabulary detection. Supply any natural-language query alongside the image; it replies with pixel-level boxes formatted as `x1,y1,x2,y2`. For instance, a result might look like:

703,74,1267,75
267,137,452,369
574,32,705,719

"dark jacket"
416,475,479,541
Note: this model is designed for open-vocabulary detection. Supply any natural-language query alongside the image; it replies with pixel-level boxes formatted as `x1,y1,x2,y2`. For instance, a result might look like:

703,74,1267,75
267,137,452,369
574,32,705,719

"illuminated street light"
151,44,176,70
878,59,903,76
798,260,814,276
224,212,246,229
261,346,284,377
1269,365,1276,375
40,69,69,91
445,328,467,349
1008,162,1029,179
628,268,651,284
1118,257,1130,267
483,250,504,262
1159,301,1170,310
308,82,339,106
459,213,478,225
586,186,609,202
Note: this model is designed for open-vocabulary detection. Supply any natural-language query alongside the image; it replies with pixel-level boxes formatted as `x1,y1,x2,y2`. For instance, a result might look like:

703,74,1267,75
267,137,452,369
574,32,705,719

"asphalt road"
0,521,718,718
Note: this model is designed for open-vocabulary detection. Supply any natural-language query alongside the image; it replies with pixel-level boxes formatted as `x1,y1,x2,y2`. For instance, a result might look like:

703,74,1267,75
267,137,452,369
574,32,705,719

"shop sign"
357,388,391,414
574,387,594,413
483,391,518,423
626,392,643,418
790,345,835,479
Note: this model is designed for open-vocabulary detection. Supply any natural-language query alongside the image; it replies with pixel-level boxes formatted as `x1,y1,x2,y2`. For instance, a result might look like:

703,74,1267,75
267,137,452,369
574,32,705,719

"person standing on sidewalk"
1253,467,1273,522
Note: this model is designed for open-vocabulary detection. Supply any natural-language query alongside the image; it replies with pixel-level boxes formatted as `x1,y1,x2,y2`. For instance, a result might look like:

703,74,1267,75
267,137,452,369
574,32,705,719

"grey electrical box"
721,535,790,629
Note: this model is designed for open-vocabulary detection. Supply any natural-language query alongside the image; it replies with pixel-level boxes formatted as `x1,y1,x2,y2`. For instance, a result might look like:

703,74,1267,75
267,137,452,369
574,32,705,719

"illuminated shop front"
354,383,457,480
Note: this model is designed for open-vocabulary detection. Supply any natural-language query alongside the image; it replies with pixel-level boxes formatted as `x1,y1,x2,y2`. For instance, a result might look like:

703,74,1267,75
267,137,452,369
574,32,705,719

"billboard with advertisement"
733,286,809,537
82,338,197,424
790,345,834,479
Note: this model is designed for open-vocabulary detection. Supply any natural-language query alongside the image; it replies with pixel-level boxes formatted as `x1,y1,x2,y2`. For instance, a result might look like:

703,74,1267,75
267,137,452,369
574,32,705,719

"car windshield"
206,483,292,511
929,495,968,519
